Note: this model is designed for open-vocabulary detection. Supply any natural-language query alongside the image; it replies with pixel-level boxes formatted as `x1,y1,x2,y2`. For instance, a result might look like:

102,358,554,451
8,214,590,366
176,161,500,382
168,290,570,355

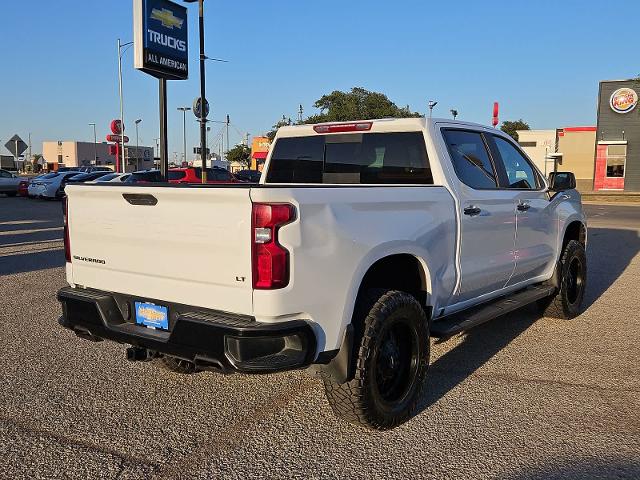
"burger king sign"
610,87,638,114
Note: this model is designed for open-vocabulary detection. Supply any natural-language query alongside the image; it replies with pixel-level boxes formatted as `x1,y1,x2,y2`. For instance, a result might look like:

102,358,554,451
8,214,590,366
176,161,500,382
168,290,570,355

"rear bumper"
57,286,317,374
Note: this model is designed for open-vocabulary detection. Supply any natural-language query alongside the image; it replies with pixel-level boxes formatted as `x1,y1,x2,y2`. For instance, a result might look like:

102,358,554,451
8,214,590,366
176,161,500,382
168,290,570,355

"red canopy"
252,151,268,160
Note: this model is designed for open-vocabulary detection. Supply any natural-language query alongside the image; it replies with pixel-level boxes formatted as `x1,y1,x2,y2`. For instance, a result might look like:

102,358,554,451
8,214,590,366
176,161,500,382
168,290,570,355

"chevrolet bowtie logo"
150,8,184,29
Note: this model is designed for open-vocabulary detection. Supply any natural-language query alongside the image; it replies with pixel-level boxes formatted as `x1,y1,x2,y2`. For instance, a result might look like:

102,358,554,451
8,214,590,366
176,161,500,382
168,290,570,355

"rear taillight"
252,203,295,289
63,197,71,262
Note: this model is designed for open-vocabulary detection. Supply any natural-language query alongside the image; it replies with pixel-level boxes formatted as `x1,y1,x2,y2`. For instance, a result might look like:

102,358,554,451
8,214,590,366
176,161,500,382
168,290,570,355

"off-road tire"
159,356,199,374
538,240,587,319
323,289,430,430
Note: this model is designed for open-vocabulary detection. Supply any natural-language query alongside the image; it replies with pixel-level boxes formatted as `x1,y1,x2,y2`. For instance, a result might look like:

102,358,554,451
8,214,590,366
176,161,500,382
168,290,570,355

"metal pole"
89,123,97,164
226,114,230,160
135,122,139,171
159,78,168,179
117,39,126,173
198,0,208,183
28,132,32,171
183,109,187,165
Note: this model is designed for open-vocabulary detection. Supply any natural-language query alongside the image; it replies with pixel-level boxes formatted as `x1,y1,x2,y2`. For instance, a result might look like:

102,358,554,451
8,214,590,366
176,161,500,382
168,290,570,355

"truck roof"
275,117,494,137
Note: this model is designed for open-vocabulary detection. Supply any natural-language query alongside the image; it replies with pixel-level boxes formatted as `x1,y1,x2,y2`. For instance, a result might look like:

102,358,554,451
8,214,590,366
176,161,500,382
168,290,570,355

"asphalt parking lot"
1,196,639,479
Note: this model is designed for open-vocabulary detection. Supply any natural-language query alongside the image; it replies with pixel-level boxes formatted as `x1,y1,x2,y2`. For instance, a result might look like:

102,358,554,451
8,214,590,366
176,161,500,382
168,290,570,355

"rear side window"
266,132,432,184
442,130,497,189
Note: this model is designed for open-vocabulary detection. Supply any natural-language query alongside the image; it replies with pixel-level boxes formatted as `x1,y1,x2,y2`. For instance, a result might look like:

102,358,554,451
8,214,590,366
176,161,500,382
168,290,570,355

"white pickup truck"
58,118,587,430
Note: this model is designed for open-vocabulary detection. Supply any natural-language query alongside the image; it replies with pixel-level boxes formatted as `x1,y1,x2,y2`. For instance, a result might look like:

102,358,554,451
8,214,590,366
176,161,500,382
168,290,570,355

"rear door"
441,128,516,303
488,134,556,285
66,185,254,315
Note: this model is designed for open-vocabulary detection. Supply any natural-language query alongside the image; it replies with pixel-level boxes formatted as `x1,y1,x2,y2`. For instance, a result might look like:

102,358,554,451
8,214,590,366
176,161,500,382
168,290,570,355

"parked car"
28,171,82,199
125,169,164,184
58,118,587,430
76,166,112,173
168,167,239,184
0,169,22,196
64,171,114,184
90,172,131,183
17,180,29,196
233,169,262,183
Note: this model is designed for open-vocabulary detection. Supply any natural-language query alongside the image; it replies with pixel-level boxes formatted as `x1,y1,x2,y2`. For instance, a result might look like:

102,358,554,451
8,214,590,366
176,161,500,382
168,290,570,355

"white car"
92,172,131,183
28,171,81,199
58,117,587,430
0,169,22,196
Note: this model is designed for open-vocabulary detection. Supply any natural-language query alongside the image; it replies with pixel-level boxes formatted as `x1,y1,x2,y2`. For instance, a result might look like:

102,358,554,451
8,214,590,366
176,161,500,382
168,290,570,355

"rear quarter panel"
250,186,457,351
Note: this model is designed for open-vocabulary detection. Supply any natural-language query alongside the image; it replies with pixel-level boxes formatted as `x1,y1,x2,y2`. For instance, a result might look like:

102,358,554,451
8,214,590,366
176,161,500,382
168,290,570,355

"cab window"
442,129,497,189
492,136,539,189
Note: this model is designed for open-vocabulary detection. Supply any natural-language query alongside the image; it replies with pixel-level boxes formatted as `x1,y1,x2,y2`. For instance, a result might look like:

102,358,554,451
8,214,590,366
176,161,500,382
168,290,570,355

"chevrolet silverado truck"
57,118,587,430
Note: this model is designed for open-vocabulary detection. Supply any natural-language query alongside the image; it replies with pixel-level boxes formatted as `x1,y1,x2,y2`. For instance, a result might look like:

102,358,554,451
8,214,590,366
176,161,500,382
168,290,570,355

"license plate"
135,302,169,330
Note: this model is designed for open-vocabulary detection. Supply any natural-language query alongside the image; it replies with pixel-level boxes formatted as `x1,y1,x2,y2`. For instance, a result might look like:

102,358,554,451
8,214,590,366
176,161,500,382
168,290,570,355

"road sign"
110,119,124,134
134,0,189,80
5,135,27,157
193,97,209,119
106,134,130,143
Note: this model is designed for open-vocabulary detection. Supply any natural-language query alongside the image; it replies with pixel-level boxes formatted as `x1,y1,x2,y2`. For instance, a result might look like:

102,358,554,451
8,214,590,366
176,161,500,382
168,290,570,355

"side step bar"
431,285,556,339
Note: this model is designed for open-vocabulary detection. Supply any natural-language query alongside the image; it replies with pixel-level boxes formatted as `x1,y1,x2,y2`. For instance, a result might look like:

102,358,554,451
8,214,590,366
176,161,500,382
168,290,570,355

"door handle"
517,202,530,212
463,206,482,216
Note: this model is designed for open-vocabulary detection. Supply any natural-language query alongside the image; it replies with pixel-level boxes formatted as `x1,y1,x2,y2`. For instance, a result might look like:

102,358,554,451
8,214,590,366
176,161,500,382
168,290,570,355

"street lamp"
177,107,191,165
117,38,134,173
134,119,142,171
450,109,458,120
428,100,438,118
88,123,97,164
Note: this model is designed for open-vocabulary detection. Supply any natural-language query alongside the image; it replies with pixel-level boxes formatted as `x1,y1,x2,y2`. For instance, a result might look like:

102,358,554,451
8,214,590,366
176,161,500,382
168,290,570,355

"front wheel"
538,240,587,319
323,289,430,430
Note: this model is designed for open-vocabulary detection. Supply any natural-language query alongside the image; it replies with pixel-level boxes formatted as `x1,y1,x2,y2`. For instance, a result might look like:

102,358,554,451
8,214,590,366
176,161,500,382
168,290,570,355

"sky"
1,0,639,160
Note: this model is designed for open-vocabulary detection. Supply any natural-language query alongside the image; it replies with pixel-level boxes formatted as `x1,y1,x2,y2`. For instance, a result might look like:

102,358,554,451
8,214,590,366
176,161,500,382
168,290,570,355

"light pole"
134,119,142,170
88,123,97,164
177,107,191,165
117,38,134,173
428,100,438,118
450,109,458,120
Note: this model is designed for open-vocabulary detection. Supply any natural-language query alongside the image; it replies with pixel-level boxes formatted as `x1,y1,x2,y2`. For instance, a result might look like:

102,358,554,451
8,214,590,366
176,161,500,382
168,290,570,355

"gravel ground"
0,196,638,479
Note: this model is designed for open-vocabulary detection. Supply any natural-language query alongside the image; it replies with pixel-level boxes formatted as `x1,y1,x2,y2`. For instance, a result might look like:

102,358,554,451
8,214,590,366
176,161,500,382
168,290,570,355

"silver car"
0,169,22,197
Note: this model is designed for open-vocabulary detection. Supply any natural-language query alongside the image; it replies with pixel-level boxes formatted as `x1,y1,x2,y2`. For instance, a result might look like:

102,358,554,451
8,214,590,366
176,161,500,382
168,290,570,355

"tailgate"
66,185,253,315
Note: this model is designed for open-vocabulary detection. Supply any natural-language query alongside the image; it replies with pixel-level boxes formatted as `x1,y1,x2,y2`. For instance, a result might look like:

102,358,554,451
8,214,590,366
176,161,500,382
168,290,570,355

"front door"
488,134,557,285
441,129,516,303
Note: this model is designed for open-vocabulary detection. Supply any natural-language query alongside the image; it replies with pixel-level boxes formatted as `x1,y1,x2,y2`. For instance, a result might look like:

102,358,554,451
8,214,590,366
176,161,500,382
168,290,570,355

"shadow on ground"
416,226,640,413
506,455,640,480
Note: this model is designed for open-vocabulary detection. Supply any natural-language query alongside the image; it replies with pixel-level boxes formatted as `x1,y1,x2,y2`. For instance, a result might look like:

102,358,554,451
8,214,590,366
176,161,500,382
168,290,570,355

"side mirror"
548,171,576,191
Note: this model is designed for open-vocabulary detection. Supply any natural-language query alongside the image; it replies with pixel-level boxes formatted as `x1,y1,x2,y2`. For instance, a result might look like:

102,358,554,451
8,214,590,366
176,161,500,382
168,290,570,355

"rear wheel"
159,356,199,374
323,289,430,430
538,240,587,319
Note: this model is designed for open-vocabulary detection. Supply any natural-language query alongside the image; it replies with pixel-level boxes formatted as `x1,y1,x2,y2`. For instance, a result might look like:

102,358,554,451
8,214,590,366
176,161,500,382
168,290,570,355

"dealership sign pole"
134,0,189,180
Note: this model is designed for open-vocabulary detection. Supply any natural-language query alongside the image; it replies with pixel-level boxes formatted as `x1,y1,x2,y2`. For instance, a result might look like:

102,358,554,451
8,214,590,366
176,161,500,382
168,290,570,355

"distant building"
594,79,640,191
557,127,597,192
517,130,556,175
42,141,154,172
251,136,270,171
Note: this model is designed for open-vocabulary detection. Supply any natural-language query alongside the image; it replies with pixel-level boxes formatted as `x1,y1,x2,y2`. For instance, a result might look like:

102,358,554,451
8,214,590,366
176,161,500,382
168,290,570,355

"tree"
306,87,421,123
266,87,421,140
500,119,530,142
267,117,292,142
225,144,251,169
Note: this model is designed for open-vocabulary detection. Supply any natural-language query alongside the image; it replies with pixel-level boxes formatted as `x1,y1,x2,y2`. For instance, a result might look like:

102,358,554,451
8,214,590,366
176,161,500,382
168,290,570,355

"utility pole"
225,114,230,159
298,104,303,123
89,123,97,164
134,119,142,170
177,107,191,165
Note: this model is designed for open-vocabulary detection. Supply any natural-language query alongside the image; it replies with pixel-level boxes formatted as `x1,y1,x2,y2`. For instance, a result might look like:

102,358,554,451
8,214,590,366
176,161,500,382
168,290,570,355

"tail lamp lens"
252,203,295,289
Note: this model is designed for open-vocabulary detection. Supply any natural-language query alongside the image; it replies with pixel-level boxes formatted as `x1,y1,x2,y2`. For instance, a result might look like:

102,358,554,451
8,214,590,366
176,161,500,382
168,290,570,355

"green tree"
267,117,292,142
500,119,530,142
306,87,421,123
225,144,251,168
267,87,421,140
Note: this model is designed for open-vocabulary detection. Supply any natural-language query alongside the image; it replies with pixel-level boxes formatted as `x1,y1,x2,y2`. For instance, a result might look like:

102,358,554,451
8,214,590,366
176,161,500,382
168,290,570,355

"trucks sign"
134,0,188,80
